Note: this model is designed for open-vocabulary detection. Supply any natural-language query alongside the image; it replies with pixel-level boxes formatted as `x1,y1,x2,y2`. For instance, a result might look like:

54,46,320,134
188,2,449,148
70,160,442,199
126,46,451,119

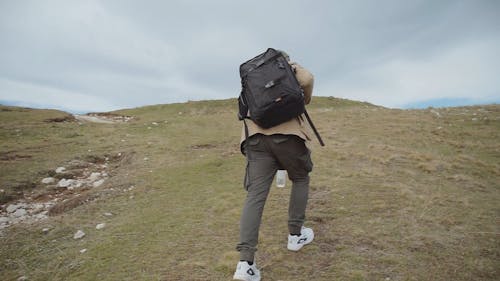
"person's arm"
291,62,314,105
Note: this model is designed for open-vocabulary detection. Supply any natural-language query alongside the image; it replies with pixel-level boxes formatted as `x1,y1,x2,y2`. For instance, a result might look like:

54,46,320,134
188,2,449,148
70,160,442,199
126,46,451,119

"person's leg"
236,135,278,262
288,176,310,234
269,135,313,234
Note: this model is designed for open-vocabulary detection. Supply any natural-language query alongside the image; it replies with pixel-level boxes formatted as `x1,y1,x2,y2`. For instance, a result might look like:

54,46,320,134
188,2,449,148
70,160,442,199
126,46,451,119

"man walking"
234,50,315,281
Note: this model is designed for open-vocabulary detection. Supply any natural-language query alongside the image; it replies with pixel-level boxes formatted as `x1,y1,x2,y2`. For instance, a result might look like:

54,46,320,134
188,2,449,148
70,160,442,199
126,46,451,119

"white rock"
32,204,45,213
74,230,86,239
41,177,56,184
88,172,101,182
42,228,50,233
104,212,113,217
17,276,28,281
93,179,105,188
57,179,74,188
55,167,66,173
96,223,106,230
6,204,20,213
13,209,27,217
80,249,87,254
35,213,48,220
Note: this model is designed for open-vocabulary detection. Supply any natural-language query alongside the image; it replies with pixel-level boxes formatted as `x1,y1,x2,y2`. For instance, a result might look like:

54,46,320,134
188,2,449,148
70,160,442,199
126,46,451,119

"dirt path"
73,114,133,124
74,115,115,124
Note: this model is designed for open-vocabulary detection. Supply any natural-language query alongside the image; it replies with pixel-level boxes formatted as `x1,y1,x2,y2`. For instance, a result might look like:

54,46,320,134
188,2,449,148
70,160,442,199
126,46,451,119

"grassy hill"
0,98,499,281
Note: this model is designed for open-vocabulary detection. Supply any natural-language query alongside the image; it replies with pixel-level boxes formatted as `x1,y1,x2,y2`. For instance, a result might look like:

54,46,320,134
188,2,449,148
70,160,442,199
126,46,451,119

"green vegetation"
0,98,499,280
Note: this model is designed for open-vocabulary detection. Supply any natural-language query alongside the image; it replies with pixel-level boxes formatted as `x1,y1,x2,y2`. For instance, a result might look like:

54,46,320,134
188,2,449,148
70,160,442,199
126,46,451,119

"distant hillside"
1,98,499,281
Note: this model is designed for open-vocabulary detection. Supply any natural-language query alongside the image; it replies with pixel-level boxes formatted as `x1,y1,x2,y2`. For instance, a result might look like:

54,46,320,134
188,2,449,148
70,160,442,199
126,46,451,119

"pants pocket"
299,149,313,173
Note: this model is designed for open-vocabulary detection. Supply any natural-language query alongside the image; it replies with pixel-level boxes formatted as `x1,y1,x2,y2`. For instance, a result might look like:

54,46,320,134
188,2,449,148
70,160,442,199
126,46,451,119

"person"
233,50,315,281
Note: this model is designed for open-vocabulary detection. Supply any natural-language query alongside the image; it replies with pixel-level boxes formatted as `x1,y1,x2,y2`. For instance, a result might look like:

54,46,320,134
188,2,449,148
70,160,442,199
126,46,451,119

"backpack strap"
303,109,325,146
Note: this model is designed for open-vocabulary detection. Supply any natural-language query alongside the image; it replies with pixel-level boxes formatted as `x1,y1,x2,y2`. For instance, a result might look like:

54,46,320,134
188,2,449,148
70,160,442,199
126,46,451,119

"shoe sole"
233,274,260,281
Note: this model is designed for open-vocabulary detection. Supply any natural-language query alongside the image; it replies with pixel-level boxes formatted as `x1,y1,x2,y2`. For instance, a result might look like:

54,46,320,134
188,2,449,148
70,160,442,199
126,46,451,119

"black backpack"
238,48,325,147
238,48,305,129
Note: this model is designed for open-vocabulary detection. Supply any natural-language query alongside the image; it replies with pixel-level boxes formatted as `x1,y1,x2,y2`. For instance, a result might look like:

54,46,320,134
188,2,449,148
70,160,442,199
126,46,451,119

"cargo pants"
236,133,313,262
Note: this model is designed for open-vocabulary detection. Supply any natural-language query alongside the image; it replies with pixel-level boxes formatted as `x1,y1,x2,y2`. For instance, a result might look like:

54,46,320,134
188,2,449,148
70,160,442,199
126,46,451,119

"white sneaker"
287,226,314,251
233,261,261,281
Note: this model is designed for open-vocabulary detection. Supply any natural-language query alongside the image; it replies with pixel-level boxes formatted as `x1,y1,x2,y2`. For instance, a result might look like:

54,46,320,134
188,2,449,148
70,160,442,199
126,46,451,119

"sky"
1,0,499,113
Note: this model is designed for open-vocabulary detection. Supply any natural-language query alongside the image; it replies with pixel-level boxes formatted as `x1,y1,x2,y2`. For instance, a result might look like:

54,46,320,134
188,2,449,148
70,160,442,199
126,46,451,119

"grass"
0,98,499,280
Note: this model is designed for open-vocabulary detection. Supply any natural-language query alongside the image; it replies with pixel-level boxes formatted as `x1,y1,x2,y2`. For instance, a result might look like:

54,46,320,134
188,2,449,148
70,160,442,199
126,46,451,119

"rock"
88,172,101,182
104,212,113,217
42,228,50,233
41,177,56,184
32,203,45,213
55,167,66,173
12,208,27,217
17,276,28,281
80,249,87,254
57,179,74,188
6,204,20,213
74,230,86,239
93,179,105,188
75,181,84,188
34,213,48,220
0,217,9,224
96,223,106,230
7,203,28,213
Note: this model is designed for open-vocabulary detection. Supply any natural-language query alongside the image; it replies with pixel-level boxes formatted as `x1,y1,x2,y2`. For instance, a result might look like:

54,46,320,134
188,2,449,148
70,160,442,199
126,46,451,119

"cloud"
320,38,500,108
0,0,499,112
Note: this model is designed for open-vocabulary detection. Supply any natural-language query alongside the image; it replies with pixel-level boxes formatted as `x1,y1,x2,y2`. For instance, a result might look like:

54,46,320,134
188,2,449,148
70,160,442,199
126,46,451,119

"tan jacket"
240,62,315,147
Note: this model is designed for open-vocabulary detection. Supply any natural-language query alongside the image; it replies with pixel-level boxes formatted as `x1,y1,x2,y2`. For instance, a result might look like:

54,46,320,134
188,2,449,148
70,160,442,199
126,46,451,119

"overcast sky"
1,0,499,113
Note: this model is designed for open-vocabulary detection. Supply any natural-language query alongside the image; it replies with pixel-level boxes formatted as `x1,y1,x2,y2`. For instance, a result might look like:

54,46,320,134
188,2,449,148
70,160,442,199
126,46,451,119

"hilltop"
0,98,499,280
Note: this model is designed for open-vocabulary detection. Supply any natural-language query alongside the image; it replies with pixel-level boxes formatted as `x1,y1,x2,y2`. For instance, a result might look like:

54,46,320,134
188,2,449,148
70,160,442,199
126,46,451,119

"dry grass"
0,99,499,280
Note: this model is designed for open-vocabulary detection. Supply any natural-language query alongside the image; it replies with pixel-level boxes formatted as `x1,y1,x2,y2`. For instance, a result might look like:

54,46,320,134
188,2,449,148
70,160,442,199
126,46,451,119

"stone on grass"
96,223,106,230
55,167,66,173
57,179,74,188
41,177,55,184
88,172,101,182
6,204,20,213
74,230,86,239
12,208,27,217
93,179,105,188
